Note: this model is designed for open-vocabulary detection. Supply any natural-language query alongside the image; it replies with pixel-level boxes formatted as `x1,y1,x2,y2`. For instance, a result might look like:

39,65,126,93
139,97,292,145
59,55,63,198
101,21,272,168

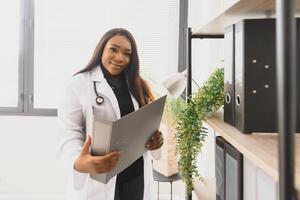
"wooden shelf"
193,0,300,35
205,110,300,196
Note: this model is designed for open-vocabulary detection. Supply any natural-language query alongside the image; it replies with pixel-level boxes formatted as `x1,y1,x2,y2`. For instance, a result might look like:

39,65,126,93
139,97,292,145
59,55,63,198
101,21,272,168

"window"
1,0,179,116
0,1,21,112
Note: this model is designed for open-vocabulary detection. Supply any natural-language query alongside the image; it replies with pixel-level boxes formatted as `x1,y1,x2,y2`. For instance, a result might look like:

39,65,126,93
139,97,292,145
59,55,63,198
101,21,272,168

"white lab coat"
58,66,156,200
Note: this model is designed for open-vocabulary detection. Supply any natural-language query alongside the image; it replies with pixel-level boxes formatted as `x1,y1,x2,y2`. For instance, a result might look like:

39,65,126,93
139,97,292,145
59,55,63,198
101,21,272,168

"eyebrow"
110,43,132,52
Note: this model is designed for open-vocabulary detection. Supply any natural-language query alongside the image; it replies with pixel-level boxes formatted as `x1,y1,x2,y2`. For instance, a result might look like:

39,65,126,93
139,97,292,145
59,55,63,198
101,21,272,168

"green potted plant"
171,67,224,194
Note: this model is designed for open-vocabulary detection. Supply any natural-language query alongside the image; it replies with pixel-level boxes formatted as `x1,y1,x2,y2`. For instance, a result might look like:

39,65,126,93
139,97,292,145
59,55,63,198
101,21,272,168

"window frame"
1,0,57,116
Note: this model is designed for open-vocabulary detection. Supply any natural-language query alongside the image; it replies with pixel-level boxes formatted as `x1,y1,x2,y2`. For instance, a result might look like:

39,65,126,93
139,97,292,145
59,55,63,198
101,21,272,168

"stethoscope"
93,81,105,105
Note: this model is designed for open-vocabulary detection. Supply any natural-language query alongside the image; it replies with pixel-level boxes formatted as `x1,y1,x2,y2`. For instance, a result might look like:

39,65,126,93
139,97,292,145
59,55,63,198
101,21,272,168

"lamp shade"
162,69,187,98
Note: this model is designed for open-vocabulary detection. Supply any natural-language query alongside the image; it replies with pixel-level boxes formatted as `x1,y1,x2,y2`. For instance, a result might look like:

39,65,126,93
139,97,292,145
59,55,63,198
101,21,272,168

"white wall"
188,0,225,180
188,0,225,91
0,116,67,200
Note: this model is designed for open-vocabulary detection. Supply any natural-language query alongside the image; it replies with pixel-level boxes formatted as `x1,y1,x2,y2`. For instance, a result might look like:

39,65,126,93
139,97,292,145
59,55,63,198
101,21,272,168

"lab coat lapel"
90,66,121,119
130,93,139,111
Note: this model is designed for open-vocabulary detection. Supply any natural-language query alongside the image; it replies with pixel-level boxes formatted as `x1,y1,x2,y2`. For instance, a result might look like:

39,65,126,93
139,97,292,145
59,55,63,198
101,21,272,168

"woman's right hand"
74,135,120,174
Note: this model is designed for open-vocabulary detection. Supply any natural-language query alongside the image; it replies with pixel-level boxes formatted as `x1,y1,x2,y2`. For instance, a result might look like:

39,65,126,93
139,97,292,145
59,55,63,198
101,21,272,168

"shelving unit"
205,110,300,197
188,0,300,199
193,0,300,36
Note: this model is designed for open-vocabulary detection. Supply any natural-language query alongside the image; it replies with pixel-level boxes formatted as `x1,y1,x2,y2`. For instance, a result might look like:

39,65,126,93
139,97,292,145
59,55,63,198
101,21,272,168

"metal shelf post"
186,27,223,200
276,0,297,199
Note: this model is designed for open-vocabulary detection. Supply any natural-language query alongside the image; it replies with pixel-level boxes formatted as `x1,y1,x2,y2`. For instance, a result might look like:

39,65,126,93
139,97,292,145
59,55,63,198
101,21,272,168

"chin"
109,69,122,76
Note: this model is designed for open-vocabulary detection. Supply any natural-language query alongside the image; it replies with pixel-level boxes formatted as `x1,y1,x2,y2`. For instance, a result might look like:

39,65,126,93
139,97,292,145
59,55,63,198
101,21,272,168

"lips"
110,61,122,68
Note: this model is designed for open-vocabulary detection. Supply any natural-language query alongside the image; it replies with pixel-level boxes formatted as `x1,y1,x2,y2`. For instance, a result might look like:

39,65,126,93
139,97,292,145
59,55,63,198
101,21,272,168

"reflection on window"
0,1,20,107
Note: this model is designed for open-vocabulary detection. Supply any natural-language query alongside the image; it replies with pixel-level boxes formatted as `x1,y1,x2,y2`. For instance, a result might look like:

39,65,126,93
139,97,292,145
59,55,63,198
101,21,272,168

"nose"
114,53,126,64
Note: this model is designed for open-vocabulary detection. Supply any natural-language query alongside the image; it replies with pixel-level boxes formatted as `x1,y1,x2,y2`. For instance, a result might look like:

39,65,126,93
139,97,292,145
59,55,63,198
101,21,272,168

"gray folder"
90,95,167,183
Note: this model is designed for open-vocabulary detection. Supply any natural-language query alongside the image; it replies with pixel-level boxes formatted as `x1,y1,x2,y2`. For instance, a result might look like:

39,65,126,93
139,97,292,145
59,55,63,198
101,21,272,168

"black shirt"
101,66,144,184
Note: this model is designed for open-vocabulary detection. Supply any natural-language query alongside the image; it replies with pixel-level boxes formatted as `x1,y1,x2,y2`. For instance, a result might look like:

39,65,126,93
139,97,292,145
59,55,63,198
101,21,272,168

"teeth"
111,63,121,67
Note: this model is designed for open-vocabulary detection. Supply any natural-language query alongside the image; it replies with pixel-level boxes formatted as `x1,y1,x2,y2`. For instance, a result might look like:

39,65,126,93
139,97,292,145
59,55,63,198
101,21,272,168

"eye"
125,53,131,57
110,47,117,53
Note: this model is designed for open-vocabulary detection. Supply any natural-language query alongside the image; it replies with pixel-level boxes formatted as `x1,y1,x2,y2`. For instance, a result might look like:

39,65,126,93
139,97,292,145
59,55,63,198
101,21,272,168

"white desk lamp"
151,69,187,166
162,69,187,98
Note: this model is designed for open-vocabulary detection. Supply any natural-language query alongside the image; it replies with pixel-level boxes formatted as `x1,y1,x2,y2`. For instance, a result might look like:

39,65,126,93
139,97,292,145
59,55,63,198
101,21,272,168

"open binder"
90,95,167,183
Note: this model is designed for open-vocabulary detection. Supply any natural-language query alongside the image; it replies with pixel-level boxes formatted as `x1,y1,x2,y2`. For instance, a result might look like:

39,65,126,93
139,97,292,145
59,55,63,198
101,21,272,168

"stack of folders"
224,18,300,134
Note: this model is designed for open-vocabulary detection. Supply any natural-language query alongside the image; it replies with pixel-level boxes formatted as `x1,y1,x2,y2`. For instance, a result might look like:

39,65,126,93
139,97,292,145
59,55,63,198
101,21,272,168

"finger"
81,135,91,155
93,151,120,164
146,142,157,150
146,137,164,150
153,130,162,137
96,157,119,173
152,130,163,140
102,151,120,160
147,133,163,145
146,137,158,148
147,144,158,150
150,140,163,150
94,156,118,173
157,138,164,148
104,165,117,173
147,131,162,143
110,156,119,168
156,135,164,146
151,133,160,140
95,165,111,173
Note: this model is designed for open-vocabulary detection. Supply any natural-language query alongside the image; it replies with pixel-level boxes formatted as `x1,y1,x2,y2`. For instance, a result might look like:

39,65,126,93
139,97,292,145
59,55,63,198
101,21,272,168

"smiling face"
101,35,132,76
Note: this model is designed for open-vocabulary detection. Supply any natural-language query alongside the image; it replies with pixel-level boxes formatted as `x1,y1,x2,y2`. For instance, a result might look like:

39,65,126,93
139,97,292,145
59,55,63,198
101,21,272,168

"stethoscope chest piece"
93,81,105,105
96,96,104,105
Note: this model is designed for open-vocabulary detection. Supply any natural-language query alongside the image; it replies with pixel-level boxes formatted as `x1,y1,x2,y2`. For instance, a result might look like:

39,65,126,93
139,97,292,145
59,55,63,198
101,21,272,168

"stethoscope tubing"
93,81,104,105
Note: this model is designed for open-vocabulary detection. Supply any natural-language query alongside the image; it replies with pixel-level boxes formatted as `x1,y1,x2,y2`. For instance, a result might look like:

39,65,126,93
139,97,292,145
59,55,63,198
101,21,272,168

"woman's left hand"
145,130,164,150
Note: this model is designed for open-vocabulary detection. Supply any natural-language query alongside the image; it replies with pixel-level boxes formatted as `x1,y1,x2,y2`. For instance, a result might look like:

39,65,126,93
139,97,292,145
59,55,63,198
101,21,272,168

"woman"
58,28,163,200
